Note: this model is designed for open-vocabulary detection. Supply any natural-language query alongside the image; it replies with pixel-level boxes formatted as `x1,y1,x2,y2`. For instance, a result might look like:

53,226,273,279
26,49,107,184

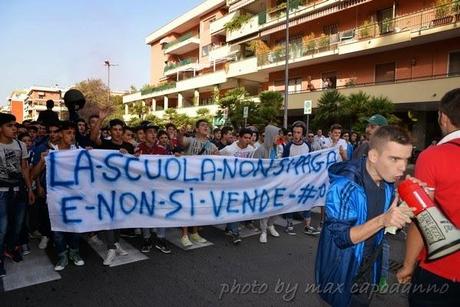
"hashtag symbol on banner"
297,184,317,205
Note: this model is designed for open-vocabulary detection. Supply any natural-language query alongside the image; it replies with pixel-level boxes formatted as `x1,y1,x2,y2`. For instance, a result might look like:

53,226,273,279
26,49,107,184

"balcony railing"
163,32,200,54
257,35,338,66
164,58,195,73
257,3,460,67
140,82,176,95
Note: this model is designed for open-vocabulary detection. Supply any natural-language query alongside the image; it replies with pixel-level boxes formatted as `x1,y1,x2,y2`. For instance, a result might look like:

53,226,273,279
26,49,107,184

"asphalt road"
1,214,410,307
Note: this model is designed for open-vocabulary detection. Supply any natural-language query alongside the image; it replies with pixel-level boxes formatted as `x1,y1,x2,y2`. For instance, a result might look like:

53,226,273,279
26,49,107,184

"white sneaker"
180,235,193,247
103,249,116,266
114,243,128,256
268,225,280,237
88,234,104,246
259,232,267,243
190,233,207,244
38,236,49,249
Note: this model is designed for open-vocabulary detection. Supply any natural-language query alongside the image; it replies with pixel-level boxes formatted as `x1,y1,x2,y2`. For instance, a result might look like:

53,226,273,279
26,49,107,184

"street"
1,213,410,307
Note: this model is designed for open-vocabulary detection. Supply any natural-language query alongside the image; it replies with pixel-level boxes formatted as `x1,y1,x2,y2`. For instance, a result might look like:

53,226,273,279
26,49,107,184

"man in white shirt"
220,128,256,244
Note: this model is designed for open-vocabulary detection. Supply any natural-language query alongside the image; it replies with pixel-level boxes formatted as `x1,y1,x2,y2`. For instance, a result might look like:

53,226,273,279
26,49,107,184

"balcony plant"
381,17,394,34
272,44,285,62
249,39,270,65
318,34,330,51
433,0,453,25
302,32,316,55
359,20,373,39
224,14,252,32
452,0,460,21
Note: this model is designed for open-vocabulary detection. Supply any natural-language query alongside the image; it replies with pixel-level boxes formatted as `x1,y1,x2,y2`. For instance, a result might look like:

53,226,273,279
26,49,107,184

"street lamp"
104,60,118,104
283,0,290,129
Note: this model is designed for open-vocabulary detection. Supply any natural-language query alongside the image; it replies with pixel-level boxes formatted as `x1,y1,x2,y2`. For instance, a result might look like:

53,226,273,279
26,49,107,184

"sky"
0,0,203,105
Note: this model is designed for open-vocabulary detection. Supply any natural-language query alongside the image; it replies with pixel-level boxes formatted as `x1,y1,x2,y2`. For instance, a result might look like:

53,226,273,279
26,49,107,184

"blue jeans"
227,222,239,236
0,190,27,255
286,210,311,224
53,231,81,255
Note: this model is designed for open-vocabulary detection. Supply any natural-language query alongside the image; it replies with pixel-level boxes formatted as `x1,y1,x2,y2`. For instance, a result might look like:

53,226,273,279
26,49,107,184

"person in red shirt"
397,88,460,306
152,130,172,155
136,124,158,155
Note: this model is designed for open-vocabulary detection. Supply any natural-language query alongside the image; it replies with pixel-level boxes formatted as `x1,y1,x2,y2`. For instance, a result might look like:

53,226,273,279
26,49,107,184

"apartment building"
124,0,460,146
7,86,67,122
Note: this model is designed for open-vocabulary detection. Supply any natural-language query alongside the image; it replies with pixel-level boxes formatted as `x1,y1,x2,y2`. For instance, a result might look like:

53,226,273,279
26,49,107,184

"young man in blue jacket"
315,125,414,307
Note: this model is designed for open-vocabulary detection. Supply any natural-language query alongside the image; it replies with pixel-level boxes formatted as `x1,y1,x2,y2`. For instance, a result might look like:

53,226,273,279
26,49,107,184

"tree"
313,90,399,134
312,90,346,130
258,91,283,126
217,88,284,129
105,95,125,123
218,87,256,129
131,101,149,119
74,79,111,120
163,108,193,128
195,108,214,124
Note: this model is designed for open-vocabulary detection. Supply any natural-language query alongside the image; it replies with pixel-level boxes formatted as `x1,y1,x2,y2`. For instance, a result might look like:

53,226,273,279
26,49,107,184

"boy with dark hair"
220,128,256,245
316,125,414,307
178,119,217,247
0,113,35,277
32,121,84,270
90,111,131,265
281,122,318,236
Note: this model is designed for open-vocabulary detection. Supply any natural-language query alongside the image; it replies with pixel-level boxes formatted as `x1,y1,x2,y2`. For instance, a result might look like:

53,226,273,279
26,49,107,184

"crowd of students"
0,107,382,277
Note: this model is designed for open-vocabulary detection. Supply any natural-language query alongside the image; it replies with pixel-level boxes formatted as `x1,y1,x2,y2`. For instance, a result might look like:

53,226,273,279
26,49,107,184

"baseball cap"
367,114,388,126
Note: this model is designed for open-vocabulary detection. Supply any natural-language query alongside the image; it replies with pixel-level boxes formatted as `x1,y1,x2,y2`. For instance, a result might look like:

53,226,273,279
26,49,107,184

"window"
323,24,339,43
377,8,394,34
321,72,337,89
202,44,210,57
448,51,460,76
375,62,395,83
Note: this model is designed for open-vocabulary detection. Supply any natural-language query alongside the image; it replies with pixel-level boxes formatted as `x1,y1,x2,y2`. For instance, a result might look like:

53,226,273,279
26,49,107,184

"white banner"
46,148,338,232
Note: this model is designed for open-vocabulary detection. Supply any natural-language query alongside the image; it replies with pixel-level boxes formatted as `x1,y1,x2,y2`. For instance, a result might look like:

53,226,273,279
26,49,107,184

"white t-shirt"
327,138,348,160
220,142,255,158
288,142,310,157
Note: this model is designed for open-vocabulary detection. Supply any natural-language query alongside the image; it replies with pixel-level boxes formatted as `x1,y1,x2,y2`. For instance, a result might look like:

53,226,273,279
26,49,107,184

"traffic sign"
304,100,312,115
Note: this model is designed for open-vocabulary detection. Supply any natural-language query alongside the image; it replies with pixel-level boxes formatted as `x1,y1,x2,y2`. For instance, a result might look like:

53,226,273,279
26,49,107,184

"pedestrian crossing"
213,223,261,238
165,228,214,250
1,244,61,292
0,222,313,292
86,237,148,267
0,228,215,292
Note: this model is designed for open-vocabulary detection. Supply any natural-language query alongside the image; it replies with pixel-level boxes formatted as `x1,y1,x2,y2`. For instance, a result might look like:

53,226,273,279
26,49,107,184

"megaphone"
64,89,86,122
398,179,460,261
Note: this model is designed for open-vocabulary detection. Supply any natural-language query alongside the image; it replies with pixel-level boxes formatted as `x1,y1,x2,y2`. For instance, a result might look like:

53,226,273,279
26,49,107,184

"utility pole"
104,60,118,104
283,0,290,129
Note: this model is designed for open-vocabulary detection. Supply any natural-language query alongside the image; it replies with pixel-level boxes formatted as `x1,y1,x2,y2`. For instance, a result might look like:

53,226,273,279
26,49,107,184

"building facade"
7,86,67,122
123,0,460,146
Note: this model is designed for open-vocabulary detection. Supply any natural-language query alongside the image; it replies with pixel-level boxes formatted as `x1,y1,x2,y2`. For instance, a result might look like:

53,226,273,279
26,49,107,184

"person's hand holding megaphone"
382,194,414,230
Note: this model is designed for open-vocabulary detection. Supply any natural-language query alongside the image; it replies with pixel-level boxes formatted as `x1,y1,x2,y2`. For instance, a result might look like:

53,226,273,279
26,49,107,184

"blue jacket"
315,158,394,307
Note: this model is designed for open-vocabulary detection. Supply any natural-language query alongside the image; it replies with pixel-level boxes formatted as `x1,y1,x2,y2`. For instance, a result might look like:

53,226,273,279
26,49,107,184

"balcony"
163,33,200,55
260,0,340,28
209,44,240,62
152,104,219,118
257,3,460,70
227,56,258,77
163,59,201,77
228,0,256,13
257,35,339,68
176,70,227,92
210,11,239,35
226,14,259,42
286,74,460,110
